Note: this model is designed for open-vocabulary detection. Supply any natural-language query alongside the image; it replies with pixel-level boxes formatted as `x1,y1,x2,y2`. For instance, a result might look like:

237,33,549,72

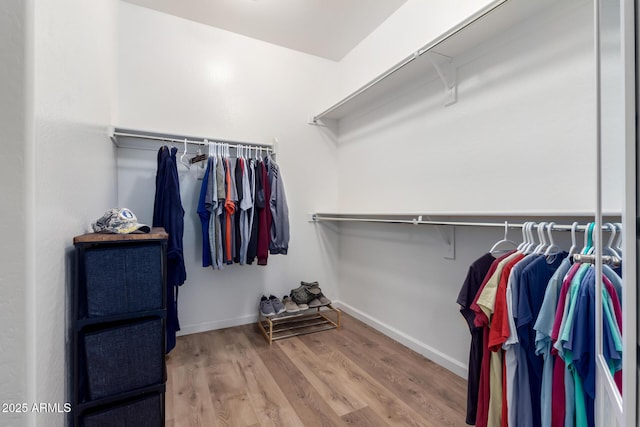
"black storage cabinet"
71,228,168,427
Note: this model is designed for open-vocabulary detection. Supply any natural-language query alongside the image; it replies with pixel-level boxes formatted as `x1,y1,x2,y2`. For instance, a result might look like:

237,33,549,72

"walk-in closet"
2,0,638,426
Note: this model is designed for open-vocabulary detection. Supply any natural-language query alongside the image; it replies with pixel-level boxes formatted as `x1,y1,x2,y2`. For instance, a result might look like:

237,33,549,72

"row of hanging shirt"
196,142,289,269
456,221,623,427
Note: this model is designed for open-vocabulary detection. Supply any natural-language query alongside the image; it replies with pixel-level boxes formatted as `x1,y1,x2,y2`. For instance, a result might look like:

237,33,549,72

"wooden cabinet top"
73,227,168,244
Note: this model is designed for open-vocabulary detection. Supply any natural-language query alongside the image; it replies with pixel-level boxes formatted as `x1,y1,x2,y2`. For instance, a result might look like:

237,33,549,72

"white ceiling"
122,0,408,61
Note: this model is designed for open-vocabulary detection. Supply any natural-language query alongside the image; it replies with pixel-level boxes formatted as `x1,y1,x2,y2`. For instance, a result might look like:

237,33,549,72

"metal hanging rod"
572,254,621,268
110,127,275,152
311,214,620,232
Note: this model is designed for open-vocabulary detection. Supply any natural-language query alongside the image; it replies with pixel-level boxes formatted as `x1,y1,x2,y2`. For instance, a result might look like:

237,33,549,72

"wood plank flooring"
165,313,468,427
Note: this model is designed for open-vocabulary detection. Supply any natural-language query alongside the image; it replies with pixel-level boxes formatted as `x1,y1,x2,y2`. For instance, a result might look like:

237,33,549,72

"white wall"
329,0,613,376
337,1,598,214
336,0,494,102
0,1,28,425
116,3,340,334
28,0,118,425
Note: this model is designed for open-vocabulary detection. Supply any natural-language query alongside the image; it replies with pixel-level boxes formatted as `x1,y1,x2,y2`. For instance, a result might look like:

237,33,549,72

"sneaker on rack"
316,294,331,306
269,295,286,315
259,295,276,317
291,285,313,305
301,281,321,296
308,298,322,308
282,295,300,313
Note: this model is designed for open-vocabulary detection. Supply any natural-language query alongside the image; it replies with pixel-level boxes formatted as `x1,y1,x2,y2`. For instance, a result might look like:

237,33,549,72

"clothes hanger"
524,222,537,254
581,222,595,255
603,223,617,256
534,221,548,254
613,222,623,256
543,222,562,256
490,221,518,255
196,146,204,169
568,221,579,257
517,221,530,251
179,139,191,169
605,223,623,257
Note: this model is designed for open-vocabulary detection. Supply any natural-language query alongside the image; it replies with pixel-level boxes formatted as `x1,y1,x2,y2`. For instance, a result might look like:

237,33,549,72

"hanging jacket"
257,160,272,265
164,147,187,288
196,158,212,267
153,147,168,227
246,159,262,264
265,155,290,255
153,146,186,354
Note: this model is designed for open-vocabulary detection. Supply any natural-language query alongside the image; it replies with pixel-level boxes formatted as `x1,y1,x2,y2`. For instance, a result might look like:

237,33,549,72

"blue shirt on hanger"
517,252,567,427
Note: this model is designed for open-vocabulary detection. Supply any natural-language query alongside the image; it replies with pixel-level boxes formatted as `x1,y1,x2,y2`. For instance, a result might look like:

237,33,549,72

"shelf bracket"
424,51,457,106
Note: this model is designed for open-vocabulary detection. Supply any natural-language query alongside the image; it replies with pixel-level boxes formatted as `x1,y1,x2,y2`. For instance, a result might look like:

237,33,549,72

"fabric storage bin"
83,318,163,400
83,244,163,317
82,392,163,427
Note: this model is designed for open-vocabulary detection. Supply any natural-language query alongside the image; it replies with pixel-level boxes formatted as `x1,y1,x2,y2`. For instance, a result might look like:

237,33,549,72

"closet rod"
110,128,274,152
573,254,621,268
311,215,616,232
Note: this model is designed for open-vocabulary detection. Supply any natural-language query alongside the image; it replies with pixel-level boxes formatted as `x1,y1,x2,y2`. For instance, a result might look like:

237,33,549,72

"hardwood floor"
165,313,468,427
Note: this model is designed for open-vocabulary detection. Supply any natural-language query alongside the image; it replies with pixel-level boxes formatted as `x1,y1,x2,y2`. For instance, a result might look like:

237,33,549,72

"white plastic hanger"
518,221,530,251
604,223,620,257
544,222,561,256
525,222,538,254
613,222,623,257
568,222,579,257
521,222,532,253
490,221,518,255
180,139,191,169
534,222,548,254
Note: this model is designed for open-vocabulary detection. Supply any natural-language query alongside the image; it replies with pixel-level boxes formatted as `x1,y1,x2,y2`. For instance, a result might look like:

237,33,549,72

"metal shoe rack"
257,305,341,345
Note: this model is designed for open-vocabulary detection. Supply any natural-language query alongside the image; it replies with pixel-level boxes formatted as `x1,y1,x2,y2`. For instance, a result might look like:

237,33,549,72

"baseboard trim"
177,313,258,336
334,301,468,379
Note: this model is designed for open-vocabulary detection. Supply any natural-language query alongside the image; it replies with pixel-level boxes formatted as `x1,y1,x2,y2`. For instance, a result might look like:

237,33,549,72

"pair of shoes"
282,296,300,313
290,285,316,306
308,295,331,308
259,295,286,317
301,281,331,307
